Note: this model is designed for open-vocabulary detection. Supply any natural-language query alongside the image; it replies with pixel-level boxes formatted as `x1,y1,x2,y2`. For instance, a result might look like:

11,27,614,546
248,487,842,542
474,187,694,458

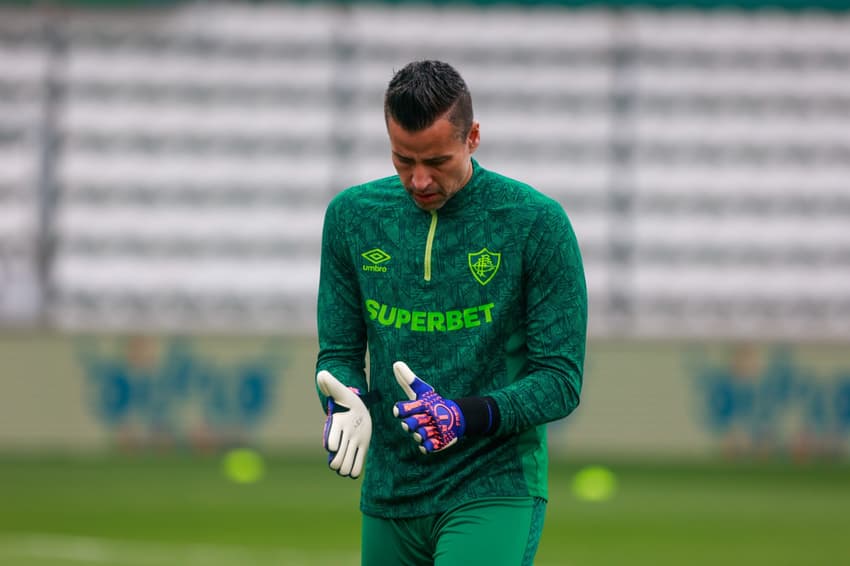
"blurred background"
0,1,849,565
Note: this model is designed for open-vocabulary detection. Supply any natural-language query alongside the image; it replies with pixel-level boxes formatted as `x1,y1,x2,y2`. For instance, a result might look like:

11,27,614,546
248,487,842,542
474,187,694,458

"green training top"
316,159,587,519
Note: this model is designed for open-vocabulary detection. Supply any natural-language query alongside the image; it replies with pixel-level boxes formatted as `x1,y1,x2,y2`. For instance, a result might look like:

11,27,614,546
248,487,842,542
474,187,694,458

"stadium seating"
0,13,45,324
0,3,848,340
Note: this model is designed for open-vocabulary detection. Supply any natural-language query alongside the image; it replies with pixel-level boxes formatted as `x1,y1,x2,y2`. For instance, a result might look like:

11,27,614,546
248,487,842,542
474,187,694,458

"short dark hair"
384,60,474,138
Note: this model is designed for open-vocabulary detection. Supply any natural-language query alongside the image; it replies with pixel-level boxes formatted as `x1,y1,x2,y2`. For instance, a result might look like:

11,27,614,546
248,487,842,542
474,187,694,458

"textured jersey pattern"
316,160,587,518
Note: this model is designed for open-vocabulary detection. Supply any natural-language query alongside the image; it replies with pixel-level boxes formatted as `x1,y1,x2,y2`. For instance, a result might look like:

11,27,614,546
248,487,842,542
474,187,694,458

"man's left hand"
392,361,466,454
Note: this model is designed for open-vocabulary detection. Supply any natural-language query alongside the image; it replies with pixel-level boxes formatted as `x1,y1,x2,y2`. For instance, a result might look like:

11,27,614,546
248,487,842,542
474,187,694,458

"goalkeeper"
316,60,587,566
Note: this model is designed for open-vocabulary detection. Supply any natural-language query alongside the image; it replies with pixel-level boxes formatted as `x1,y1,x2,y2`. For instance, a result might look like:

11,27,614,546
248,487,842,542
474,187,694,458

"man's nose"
411,165,431,190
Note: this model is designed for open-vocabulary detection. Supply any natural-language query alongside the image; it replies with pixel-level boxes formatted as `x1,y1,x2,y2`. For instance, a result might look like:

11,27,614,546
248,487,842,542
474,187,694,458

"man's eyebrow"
423,155,450,164
392,152,451,164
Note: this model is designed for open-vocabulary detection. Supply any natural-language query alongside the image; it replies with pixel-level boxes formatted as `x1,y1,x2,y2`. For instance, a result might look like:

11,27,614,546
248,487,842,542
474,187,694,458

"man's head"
384,60,474,139
384,60,480,210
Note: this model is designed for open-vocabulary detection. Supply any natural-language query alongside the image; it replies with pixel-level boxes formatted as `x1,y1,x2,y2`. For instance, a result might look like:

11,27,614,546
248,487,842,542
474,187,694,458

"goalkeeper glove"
392,361,500,454
317,370,372,479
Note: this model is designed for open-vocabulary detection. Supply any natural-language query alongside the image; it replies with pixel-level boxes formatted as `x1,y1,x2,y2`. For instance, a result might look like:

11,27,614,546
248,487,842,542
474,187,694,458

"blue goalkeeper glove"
392,361,501,454
392,361,467,453
317,370,372,478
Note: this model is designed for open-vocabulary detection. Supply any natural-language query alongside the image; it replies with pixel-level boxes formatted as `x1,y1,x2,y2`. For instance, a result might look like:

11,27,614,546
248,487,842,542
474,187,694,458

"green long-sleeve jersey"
316,159,587,519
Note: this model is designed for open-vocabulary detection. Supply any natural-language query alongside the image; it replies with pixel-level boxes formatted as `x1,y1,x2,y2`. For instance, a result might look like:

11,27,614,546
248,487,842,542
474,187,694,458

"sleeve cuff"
455,396,501,436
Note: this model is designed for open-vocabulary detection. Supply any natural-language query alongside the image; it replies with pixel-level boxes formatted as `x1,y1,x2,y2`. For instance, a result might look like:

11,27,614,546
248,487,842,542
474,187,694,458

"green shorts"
361,496,546,566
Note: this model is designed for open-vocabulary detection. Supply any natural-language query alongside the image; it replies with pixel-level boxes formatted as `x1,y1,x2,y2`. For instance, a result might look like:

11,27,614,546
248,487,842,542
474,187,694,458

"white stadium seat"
2,3,849,337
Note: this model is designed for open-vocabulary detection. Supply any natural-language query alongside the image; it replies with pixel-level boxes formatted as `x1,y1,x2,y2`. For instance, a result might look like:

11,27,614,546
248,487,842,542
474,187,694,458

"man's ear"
467,121,480,154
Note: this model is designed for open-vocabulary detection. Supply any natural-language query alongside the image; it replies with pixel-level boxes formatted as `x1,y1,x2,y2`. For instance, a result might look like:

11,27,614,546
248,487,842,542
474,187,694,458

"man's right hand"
317,370,372,479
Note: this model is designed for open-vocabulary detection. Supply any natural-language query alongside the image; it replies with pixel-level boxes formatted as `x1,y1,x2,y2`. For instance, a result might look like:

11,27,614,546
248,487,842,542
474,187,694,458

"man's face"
387,115,480,211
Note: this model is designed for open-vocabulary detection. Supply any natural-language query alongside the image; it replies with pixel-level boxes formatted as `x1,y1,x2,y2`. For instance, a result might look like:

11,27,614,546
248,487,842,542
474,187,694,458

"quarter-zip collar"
406,159,484,281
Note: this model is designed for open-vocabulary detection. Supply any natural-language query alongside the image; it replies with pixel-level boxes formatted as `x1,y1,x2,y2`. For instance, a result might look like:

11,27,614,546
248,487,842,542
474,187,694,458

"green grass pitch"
0,451,847,565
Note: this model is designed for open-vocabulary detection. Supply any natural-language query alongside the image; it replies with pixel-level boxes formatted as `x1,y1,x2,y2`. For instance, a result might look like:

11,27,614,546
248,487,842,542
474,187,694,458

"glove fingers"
349,446,365,479
338,438,359,478
422,435,457,454
394,399,426,418
393,361,434,399
317,371,358,408
414,424,437,446
328,433,350,473
392,361,418,400
401,413,432,433
408,376,434,398
325,418,344,452
316,370,336,397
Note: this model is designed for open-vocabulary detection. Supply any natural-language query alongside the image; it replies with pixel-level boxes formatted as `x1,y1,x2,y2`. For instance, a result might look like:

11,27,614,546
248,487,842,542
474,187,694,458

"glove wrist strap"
455,396,500,436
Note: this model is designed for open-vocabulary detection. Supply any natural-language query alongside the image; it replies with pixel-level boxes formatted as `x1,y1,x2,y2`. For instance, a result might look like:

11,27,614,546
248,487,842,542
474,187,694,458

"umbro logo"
362,248,391,273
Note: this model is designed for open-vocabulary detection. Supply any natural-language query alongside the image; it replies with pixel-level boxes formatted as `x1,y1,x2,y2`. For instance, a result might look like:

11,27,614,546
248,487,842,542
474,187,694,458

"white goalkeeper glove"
317,370,372,479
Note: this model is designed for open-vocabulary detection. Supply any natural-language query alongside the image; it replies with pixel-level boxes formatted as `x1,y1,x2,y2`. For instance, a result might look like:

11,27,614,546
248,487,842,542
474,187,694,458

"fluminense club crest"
468,248,501,286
